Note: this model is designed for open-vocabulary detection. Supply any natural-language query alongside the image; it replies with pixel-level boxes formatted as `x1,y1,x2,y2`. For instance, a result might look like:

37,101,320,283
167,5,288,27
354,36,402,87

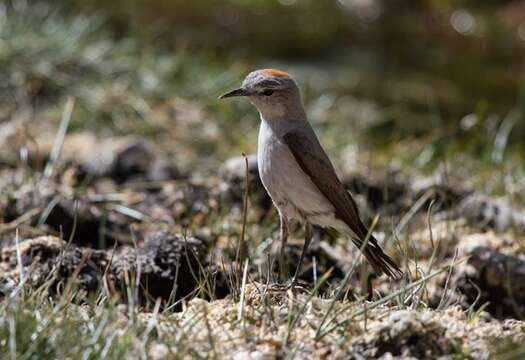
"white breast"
257,119,335,221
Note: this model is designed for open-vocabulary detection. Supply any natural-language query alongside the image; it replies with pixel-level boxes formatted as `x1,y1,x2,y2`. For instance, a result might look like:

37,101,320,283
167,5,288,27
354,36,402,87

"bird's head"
220,69,302,119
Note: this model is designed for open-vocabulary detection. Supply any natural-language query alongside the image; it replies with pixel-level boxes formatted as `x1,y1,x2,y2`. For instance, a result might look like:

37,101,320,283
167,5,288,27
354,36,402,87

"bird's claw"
275,277,307,292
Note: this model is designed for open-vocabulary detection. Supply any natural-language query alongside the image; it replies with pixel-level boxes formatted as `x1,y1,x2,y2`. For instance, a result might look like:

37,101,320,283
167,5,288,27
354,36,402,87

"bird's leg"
290,222,312,289
278,212,289,282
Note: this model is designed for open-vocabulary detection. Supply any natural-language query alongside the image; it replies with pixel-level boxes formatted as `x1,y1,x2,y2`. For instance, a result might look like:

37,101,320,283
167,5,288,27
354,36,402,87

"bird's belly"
257,129,334,221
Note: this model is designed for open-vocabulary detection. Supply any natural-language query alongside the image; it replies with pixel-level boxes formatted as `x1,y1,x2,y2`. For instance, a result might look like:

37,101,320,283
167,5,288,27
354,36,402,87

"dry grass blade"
235,153,250,290
410,199,439,309
8,229,32,301
437,248,459,310
62,250,92,303
37,196,61,227
316,256,467,341
227,153,252,300
182,232,215,300
142,298,162,345
314,215,379,339
284,268,333,347
110,204,147,221
43,96,75,179
237,259,250,322
201,302,217,359
0,207,43,235
15,229,24,288
492,109,520,164
393,190,434,238
8,312,16,360
130,228,141,323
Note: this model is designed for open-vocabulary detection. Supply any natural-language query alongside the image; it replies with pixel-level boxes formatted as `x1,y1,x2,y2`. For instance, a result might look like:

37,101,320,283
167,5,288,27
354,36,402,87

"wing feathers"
283,130,402,279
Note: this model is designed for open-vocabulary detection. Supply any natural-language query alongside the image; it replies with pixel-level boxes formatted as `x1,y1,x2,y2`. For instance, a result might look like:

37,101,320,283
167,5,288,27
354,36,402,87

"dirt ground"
1,128,524,358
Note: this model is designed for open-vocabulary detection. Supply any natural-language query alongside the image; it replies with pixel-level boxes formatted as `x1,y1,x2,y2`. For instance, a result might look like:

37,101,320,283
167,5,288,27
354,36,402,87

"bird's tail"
351,235,403,279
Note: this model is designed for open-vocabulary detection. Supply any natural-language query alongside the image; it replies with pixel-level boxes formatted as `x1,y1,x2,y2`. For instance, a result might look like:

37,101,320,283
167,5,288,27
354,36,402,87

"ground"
1,1,525,359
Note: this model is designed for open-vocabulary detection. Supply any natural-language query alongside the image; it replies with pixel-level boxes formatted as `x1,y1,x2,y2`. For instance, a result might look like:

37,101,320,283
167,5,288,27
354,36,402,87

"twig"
0,207,43,234
235,153,250,285
15,229,24,290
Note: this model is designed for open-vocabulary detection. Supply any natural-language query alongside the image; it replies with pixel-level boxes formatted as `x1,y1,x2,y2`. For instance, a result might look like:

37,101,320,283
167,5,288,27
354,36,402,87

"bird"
220,69,402,287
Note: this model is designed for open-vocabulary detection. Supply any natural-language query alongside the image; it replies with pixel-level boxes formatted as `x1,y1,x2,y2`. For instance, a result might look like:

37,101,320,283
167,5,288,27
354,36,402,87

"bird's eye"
262,89,274,96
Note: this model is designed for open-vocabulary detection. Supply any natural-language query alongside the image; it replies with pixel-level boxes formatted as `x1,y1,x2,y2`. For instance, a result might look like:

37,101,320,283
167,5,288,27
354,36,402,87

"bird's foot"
287,275,298,291
275,277,308,292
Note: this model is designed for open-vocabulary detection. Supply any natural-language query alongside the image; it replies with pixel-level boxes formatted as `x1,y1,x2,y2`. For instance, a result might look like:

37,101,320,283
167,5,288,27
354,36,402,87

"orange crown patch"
262,69,291,78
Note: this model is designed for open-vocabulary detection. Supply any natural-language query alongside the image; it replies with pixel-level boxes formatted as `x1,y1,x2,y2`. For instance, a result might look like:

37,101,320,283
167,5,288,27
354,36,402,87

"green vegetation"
2,0,523,198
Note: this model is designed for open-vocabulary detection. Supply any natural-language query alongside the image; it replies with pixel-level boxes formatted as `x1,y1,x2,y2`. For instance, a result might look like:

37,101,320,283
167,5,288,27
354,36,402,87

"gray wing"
283,130,402,278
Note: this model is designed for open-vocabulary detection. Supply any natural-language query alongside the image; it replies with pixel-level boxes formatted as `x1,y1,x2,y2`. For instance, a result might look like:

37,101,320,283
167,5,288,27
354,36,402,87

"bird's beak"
219,88,249,99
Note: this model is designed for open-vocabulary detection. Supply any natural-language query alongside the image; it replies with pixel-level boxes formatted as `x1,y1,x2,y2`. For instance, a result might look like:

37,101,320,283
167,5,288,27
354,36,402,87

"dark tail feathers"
352,236,403,279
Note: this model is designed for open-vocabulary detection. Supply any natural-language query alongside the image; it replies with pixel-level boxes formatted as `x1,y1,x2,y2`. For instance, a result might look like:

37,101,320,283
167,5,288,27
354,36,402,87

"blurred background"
1,0,524,201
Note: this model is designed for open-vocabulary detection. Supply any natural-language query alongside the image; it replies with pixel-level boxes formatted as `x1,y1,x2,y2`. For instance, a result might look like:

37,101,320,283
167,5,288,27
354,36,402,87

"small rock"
233,350,272,360
107,139,182,183
1,177,129,248
219,154,259,182
343,170,407,212
0,236,108,294
109,140,156,182
36,133,182,183
148,158,181,182
0,232,209,305
458,246,525,319
458,232,521,257
458,195,525,233
149,342,170,360
218,154,271,211
360,309,456,358
112,231,208,303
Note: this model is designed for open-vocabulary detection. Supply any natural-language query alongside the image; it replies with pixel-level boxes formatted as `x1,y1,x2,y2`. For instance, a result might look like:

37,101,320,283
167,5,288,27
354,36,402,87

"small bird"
220,69,402,286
